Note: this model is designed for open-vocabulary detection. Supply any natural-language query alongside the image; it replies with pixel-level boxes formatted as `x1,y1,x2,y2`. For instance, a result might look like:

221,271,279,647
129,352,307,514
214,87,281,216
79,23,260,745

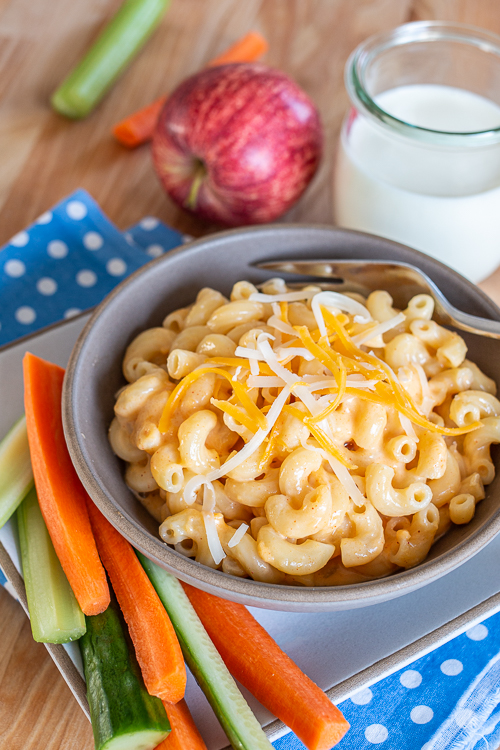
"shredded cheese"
312,292,372,337
249,290,317,303
201,482,226,566
183,385,292,504
351,312,406,346
228,523,249,548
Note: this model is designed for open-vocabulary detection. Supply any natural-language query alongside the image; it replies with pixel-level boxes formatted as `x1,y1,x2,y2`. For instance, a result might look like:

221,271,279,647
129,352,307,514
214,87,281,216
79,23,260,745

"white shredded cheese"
298,437,366,507
351,312,406,346
312,292,372,337
246,375,285,388
183,384,292,504
413,363,434,415
275,347,315,362
235,346,265,360
399,413,418,440
203,511,226,565
201,482,226,566
249,289,317,303
228,523,249,548
267,314,298,337
249,358,259,376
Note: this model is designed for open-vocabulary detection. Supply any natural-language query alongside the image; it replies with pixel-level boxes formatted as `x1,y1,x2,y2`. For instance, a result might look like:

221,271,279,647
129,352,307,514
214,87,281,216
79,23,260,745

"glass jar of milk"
333,22,500,283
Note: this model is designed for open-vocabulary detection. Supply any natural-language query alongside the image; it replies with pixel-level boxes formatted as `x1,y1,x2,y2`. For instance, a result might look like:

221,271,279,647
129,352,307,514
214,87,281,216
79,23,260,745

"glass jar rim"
346,20,500,147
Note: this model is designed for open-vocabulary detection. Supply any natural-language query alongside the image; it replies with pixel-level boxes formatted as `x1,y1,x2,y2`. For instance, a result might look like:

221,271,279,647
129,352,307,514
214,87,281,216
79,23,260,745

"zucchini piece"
17,485,86,643
80,597,171,750
138,553,274,750
0,415,33,529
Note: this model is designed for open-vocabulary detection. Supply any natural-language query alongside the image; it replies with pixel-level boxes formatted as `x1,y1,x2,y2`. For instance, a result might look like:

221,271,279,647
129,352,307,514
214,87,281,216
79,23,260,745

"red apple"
151,62,322,226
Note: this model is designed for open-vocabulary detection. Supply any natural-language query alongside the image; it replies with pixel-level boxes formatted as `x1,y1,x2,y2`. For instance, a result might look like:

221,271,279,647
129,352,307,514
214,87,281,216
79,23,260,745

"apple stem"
186,160,206,210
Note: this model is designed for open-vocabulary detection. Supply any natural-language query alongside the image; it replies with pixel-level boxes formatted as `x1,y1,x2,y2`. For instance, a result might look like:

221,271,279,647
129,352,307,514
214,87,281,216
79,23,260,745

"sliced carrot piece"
112,94,167,147
206,30,268,68
155,699,208,750
112,30,268,147
23,353,110,616
183,584,350,750
86,499,186,703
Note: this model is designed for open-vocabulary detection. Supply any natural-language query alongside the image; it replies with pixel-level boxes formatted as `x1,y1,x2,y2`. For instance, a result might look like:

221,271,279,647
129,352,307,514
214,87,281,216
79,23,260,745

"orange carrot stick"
113,94,168,147
86,500,186,703
155,699,208,750
23,353,110,617
183,585,350,750
112,30,268,147
206,30,268,68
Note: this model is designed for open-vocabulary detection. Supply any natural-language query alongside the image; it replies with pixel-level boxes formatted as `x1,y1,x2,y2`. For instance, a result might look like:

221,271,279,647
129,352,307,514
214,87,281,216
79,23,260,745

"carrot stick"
155,699,208,750
113,94,168,147
112,30,268,147
23,353,110,617
86,499,186,703
206,30,268,68
182,585,350,750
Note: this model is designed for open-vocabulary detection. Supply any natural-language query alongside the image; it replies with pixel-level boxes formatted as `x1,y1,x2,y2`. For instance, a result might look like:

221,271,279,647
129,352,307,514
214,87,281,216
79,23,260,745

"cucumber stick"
0,416,33,529
17,486,86,643
51,0,171,119
138,553,274,750
80,597,170,750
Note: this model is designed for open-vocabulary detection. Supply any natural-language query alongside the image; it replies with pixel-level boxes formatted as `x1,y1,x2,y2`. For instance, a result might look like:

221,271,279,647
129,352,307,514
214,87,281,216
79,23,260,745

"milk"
333,85,500,282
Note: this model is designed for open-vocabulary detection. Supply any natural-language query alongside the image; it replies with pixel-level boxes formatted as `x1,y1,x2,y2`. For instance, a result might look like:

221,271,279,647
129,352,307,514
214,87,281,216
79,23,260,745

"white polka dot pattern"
146,243,164,258
10,230,29,247
83,231,104,250
440,659,463,676
410,706,434,724
364,724,388,743
351,688,373,705
140,216,159,230
4,260,26,278
15,306,36,324
64,308,82,318
47,240,69,259
66,200,88,220
106,258,127,276
466,624,489,641
36,277,58,295
76,269,97,287
400,670,422,689
36,211,52,224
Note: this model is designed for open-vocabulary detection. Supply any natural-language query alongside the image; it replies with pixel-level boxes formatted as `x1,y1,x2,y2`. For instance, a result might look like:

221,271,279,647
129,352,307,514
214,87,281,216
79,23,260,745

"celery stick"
17,486,86,643
138,553,274,750
51,0,171,119
0,416,33,529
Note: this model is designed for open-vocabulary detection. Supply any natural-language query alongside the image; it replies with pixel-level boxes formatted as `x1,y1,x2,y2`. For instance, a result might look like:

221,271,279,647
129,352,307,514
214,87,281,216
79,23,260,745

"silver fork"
255,259,500,339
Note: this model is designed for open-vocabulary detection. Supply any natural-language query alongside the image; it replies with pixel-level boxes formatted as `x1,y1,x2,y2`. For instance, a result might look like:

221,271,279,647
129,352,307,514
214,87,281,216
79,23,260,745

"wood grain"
1,1,500,748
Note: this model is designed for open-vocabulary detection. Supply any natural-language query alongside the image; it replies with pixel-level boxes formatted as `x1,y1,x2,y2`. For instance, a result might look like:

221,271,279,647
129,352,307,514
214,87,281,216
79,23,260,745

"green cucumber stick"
80,598,170,750
138,553,274,750
17,486,86,644
51,0,171,119
0,416,33,530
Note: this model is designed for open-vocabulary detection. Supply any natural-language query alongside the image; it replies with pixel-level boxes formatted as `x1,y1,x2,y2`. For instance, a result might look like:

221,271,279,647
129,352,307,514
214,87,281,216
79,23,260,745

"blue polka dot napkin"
0,189,184,347
1,189,499,750
274,611,500,750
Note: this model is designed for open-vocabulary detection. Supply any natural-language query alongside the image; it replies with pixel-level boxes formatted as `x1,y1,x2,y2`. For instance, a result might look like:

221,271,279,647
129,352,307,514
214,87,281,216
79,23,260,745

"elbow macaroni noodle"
109,280,498,586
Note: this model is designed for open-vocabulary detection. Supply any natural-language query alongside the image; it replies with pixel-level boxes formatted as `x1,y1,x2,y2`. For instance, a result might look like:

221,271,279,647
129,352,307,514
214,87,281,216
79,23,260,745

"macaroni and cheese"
109,279,499,586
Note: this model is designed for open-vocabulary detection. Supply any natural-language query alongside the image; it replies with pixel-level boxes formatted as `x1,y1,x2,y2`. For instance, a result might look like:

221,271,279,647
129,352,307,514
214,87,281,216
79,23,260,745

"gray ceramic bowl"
63,225,500,612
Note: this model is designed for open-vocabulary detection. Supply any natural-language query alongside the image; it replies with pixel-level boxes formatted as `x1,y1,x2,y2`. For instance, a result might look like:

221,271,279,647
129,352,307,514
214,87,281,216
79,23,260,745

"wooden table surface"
2,1,500,748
